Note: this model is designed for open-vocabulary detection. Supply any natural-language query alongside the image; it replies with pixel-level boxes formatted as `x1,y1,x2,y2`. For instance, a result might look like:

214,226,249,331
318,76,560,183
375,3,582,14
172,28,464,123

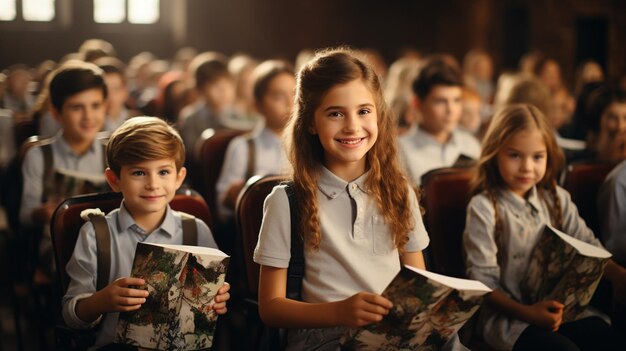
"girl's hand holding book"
335,292,393,327
523,300,563,331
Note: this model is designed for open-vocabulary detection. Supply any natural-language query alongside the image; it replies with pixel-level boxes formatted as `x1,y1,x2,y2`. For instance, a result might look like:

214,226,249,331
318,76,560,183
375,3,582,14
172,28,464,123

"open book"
50,167,109,199
115,242,230,350
521,224,611,322
340,265,491,350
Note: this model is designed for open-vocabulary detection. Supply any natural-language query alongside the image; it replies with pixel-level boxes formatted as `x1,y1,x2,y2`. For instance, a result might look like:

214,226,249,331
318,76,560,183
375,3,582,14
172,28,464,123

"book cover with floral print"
340,265,490,350
521,225,610,322
115,242,229,350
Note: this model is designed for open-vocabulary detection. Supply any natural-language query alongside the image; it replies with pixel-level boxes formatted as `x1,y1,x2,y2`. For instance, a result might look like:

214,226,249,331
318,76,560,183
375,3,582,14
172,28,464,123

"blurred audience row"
1,38,625,279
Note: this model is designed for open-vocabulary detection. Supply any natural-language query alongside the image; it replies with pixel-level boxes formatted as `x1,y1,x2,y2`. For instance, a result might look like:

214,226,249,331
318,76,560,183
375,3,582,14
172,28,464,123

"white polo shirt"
398,127,481,185
254,167,430,303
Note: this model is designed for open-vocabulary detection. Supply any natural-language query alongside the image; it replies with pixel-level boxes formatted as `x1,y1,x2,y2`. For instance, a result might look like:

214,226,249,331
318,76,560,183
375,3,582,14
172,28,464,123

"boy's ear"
175,167,187,189
413,95,422,110
50,105,62,122
104,168,122,192
254,100,264,115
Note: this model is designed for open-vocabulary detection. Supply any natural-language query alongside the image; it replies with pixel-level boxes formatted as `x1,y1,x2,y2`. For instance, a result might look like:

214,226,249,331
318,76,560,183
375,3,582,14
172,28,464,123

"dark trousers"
513,316,623,351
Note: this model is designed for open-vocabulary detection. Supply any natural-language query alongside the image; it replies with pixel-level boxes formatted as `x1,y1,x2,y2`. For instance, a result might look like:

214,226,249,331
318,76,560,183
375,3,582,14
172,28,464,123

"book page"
547,225,611,258
145,242,228,257
55,167,107,184
404,265,491,294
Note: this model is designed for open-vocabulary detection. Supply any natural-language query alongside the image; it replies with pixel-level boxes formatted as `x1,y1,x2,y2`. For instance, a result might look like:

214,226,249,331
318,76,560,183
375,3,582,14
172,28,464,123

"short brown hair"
504,75,551,116
252,59,294,102
48,60,107,111
106,116,185,177
412,58,464,99
189,51,230,90
94,56,127,85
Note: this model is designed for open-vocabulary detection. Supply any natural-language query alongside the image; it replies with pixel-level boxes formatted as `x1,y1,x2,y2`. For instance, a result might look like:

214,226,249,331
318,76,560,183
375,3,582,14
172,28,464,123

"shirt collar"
317,166,369,199
500,186,542,212
414,127,459,147
116,201,176,237
259,127,282,146
56,132,98,156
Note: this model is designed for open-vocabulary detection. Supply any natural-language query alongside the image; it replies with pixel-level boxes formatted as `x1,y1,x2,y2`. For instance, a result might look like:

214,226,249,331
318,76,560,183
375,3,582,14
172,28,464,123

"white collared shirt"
216,126,289,219
254,167,430,303
399,127,481,185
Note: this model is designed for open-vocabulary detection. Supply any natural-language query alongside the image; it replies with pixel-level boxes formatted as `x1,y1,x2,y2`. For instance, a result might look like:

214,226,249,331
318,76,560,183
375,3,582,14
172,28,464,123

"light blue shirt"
463,186,603,350
216,126,289,219
598,160,626,266
62,202,217,349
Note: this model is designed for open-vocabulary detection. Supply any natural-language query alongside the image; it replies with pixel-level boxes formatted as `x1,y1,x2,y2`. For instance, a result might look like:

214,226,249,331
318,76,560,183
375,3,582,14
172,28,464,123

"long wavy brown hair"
473,104,565,239
284,47,415,253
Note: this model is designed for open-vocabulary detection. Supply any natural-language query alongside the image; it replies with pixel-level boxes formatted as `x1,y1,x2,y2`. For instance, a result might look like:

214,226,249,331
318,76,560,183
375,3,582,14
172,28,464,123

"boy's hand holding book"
212,282,231,315
77,277,148,323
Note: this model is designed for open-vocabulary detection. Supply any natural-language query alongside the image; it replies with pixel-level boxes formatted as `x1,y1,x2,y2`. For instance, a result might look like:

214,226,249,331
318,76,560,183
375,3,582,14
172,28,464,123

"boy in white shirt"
399,58,480,185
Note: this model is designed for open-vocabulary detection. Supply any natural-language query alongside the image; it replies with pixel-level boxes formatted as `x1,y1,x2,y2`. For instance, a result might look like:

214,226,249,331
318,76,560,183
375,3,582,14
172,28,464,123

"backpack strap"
180,212,198,246
41,142,54,203
284,182,304,301
88,213,111,292
100,138,108,169
245,136,256,181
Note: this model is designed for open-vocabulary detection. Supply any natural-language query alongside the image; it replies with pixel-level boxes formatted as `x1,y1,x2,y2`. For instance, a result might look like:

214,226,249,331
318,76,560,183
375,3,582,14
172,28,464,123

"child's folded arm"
62,293,103,329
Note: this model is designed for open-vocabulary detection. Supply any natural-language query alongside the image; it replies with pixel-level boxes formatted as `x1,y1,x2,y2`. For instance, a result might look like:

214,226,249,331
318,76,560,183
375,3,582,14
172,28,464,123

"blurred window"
94,0,159,24
23,0,55,21
0,0,56,21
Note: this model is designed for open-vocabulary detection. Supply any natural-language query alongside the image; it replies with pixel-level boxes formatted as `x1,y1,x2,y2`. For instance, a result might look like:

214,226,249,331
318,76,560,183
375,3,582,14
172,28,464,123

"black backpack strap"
88,213,111,292
100,139,108,169
284,182,304,301
245,136,256,181
180,212,198,246
41,142,54,203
